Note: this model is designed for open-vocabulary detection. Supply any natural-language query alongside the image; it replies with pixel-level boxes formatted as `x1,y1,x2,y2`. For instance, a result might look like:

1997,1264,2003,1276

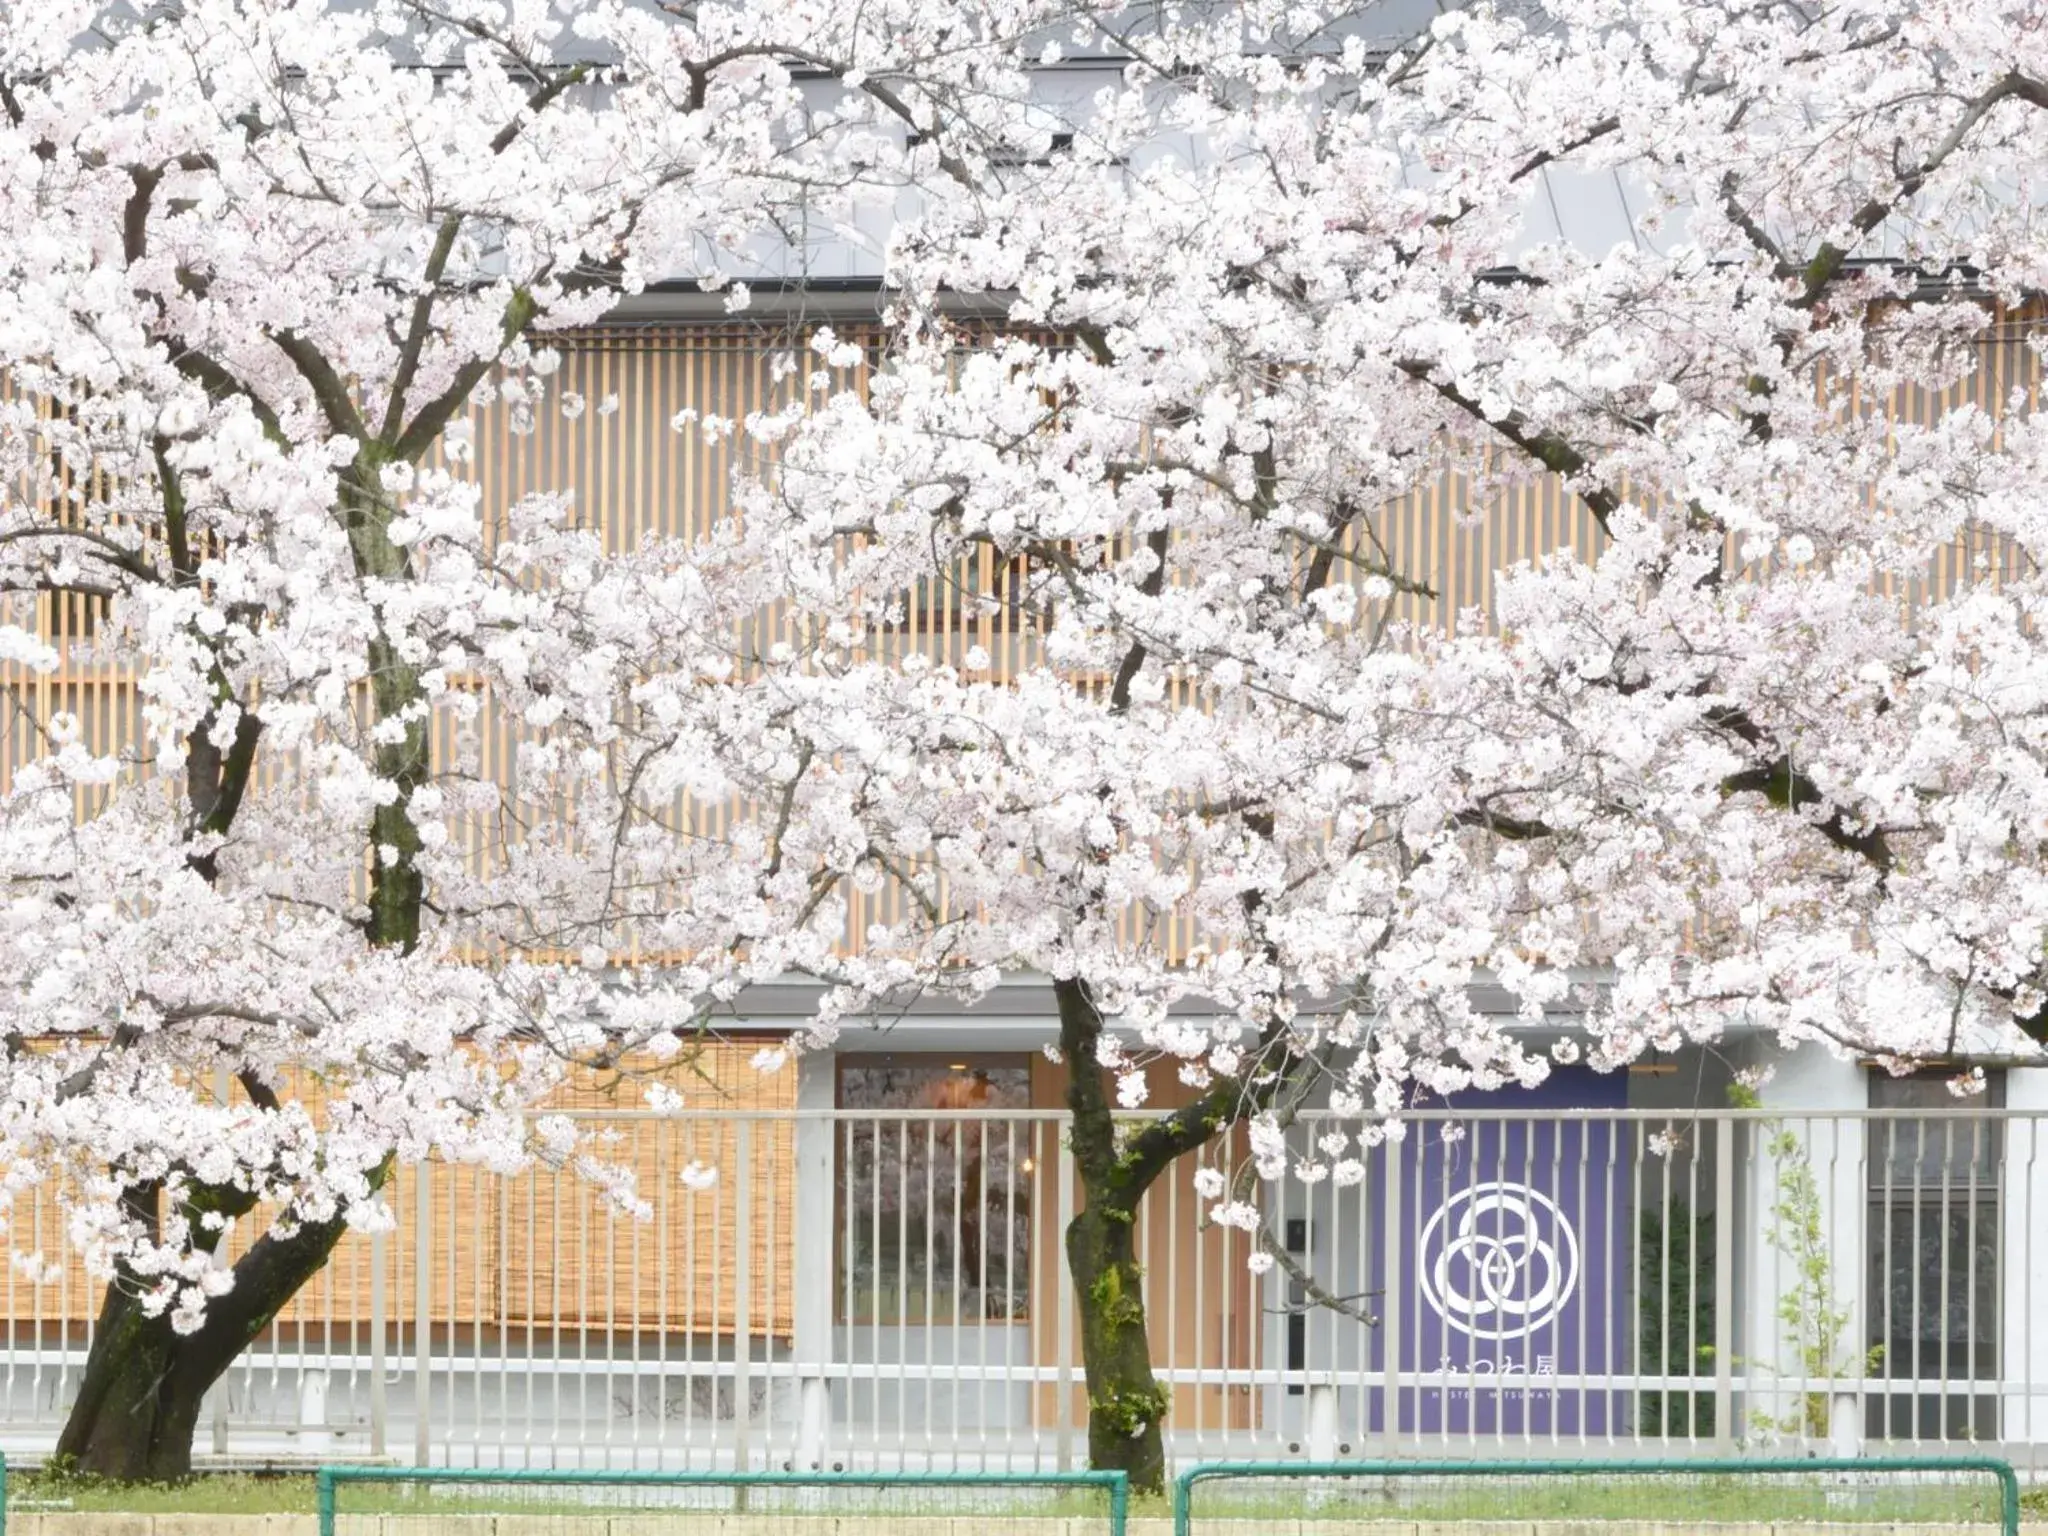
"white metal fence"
2,1107,2044,1472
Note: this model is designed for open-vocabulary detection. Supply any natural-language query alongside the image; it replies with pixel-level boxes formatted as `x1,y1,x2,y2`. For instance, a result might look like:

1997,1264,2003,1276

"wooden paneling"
3,312,2042,1344
5,320,2043,961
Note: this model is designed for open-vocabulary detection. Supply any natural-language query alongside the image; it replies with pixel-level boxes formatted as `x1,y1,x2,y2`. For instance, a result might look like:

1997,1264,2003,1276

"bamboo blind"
3,1043,797,1337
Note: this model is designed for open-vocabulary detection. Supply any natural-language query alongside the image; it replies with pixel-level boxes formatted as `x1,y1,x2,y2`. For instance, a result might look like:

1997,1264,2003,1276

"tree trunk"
1055,975,1307,1495
46,337,477,1479
1066,1199,1170,1494
51,1281,208,1482
53,1192,360,1480
58,462,431,1480
1058,978,1178,1494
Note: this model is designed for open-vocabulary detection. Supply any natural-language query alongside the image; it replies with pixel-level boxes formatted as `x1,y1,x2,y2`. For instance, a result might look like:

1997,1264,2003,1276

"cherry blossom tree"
7,0,2048,1493
0,0,1082,1480
727,0,2048,1487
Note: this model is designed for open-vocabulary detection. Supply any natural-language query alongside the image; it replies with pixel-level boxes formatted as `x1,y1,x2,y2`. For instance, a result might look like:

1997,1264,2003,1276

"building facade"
1,299,2044,1471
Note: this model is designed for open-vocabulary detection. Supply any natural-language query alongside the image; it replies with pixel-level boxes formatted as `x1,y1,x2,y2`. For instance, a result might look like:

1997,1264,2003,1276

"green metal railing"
316,1464,1129,1535
1172,1456,2021,1536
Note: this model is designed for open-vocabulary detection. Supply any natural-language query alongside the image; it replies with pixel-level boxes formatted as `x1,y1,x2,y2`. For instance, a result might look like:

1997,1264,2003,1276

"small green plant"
1732,1084,1880,1441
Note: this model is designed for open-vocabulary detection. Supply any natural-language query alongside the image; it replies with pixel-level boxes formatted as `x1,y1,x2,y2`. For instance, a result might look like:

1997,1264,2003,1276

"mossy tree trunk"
1058,978,1174,1492
50,435,457,1480
1052,522,1323,1493
1056,977,1311,1495
43,108,558,1481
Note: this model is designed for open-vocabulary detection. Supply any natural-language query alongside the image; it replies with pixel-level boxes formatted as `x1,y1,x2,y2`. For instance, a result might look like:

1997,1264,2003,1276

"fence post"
1056,1121,1076,1472
210,1066,230,1457
1820,1114,1866,1459
796,1376,830,1471
369,1225,387,1457
1306,1380,1339,1462
2004,1092,2048,1474
414,1164,432,1467
208,1233,230,1455
1714,1116,1735,1449
734,1118,755,1472
1379,1137,1402,1452
1828,1388,1860,1457
791,1060,835,1469
300,1369,332,1454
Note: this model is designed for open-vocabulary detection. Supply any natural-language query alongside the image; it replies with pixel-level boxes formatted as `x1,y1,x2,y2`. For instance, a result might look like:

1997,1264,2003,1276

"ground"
0,1469,2030,1533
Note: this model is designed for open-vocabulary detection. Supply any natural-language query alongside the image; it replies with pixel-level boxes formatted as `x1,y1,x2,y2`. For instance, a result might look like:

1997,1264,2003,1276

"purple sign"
1368,1067,1629,1435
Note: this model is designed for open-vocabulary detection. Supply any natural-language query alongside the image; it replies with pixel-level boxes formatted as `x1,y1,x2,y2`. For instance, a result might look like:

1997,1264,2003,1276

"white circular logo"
1418,1181,1579,1341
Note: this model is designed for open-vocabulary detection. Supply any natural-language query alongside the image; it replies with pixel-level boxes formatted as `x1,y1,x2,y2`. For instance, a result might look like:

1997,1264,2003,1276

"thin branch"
1395,359,1623,536
381,62,592,439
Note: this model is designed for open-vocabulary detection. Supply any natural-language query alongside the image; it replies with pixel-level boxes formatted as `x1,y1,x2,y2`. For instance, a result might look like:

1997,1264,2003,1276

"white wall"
2002,1066,2048,1446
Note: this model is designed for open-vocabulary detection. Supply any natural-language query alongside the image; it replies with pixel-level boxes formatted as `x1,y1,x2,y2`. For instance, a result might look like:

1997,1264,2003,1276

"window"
1865,1071,2002,1441
837,1055,1034,1323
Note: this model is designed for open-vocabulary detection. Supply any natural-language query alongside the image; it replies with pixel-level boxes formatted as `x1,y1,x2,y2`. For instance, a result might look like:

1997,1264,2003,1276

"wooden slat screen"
0,309,2040,1333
